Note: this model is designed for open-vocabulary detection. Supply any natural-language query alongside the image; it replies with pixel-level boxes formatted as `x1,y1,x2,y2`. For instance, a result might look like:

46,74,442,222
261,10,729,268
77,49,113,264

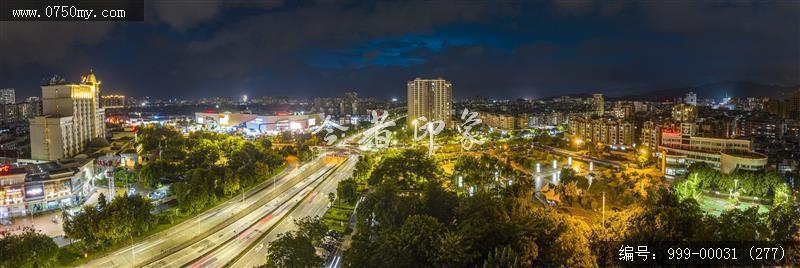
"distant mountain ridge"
610,81,798,101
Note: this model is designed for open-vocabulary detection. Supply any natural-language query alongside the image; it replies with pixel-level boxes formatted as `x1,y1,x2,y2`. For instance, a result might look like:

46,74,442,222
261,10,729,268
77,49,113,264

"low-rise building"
101,95,126,108
0,159,95,218
195,112,324,134
479,112,517,130
658,129,767,176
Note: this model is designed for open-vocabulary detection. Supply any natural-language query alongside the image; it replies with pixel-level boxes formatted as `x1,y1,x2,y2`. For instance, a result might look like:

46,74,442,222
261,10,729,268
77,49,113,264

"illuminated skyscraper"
592,93,604,116
407,78,453,128
791,88,800,119
30,69,106,160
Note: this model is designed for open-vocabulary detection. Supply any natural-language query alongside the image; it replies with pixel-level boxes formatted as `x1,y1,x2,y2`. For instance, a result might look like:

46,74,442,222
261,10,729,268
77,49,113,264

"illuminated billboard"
24,184,44,199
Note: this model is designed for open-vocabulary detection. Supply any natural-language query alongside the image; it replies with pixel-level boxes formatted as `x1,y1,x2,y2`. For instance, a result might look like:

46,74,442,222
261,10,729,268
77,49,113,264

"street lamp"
412,119,418,142
602,191,606,225
574,138,584,148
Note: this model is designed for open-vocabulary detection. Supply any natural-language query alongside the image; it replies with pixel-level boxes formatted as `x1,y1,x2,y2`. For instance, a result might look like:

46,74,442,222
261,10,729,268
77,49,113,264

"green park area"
258,129,800,268
323,155,372,234
322,203,354,234
698,194,770,216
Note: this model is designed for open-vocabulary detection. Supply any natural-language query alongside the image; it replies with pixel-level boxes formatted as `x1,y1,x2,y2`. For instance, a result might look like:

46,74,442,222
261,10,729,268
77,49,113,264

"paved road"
532,144,622,168
141,159,340,268
83,154,329,268
230,155,358,267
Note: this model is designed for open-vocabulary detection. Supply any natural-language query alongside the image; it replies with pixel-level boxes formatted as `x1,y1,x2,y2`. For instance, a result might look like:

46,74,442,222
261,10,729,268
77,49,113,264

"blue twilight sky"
0,0,798,100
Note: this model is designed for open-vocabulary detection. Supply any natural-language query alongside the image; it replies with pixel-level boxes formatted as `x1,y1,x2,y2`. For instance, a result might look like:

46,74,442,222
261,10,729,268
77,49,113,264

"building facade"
479,112,517,130
685,91,697,106
0,159,94,218
0,100,41,124
592,93,604,116
568,115,634,148
672,103,698,122
407,78,453,128
0,88,15,105
30,69,106,160
640,121,661,153
791,88,800,119
658,129,767,176
101,95,126,108
612,101,634,119
195,112,324,134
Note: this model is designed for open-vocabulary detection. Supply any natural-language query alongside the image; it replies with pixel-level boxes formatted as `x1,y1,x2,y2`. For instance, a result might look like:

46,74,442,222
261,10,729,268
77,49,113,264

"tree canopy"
0,228,58,267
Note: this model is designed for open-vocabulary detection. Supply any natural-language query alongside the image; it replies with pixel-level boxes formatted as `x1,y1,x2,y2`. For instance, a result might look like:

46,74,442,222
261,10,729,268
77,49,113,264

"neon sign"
0,165,10,173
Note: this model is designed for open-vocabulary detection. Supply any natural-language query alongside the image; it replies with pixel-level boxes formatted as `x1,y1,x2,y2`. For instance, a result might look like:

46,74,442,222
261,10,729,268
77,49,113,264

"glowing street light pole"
412,120,418,147
602,191,606,224
552,159,557,169
536,176,541,191
428,123,434,157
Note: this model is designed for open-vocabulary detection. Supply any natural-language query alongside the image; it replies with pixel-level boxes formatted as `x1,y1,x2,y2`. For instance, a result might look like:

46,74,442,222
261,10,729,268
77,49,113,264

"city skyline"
0,2,798,267
1,1,798,100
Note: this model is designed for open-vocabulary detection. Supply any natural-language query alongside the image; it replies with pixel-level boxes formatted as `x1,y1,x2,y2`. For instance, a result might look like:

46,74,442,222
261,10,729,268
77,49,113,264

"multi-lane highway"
83,154,331,268
229,155,357,268
86,119,388,268
143,157,346,268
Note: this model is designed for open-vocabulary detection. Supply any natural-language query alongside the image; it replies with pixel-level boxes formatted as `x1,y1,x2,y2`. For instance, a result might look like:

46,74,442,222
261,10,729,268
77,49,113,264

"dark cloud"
153,0,224,31
0,22,116,67
0,0,797,100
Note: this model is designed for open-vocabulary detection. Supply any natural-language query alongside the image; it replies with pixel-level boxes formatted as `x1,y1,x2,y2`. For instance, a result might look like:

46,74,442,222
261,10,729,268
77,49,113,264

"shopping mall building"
195,112,324,134
658,124,767,176
0,159,95,219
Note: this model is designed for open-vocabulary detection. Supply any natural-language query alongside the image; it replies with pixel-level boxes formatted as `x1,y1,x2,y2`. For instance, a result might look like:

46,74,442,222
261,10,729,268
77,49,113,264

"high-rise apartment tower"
407,78,453,128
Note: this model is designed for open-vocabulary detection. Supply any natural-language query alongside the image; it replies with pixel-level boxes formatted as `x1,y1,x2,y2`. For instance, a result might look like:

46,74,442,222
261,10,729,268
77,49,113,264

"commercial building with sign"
0,159,94,218
658,126,767,176
195,112,323,134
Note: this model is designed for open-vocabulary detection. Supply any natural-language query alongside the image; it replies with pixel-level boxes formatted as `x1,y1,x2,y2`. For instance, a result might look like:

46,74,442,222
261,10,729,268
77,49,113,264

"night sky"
0,0,798,100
